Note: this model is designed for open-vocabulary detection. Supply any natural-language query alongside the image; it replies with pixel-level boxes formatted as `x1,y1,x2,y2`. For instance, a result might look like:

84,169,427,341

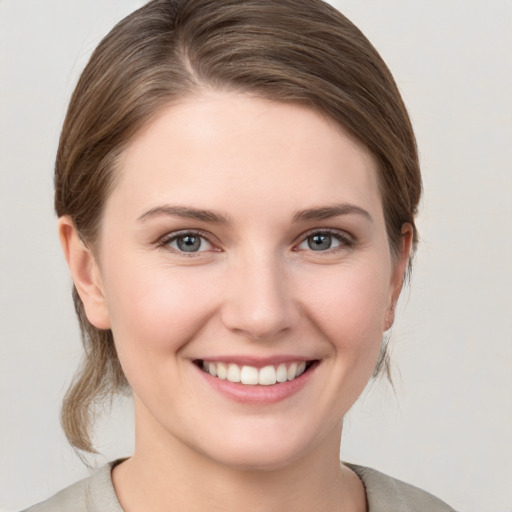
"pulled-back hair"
56,0,421,453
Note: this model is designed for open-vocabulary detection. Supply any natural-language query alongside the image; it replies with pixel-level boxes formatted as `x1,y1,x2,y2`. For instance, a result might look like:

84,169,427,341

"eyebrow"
137,205,229,224
137,202,372,225
292,203,373,223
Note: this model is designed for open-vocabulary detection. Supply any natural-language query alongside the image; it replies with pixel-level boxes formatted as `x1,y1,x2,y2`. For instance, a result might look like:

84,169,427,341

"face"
68,91,409,470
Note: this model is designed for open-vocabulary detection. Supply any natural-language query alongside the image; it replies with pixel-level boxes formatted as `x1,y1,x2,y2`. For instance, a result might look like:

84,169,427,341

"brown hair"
56,0,421,453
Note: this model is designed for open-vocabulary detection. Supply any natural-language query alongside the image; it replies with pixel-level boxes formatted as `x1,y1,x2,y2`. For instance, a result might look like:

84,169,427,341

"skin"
60,91,412,512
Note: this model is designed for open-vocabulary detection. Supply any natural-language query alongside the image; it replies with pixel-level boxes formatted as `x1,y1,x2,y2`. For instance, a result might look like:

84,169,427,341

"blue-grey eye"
177,234,202,252
165,232,213,253
307,233,333,251
296,231,350,252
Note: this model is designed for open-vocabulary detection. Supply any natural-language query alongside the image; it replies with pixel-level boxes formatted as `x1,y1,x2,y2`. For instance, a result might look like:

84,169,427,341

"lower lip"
195,363,317,404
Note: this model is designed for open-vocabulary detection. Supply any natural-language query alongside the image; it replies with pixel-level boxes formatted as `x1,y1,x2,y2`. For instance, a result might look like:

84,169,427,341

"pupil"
308,233,331,251
177,235,201,252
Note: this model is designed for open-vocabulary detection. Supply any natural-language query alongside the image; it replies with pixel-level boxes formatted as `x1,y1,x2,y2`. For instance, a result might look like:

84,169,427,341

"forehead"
109,91,382,221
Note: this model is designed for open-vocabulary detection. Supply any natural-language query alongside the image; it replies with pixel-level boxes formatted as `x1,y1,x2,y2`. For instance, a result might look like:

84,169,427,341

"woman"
24,0,456,510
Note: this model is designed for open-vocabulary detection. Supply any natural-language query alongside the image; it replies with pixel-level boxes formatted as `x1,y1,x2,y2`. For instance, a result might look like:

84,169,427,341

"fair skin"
60,91,412,512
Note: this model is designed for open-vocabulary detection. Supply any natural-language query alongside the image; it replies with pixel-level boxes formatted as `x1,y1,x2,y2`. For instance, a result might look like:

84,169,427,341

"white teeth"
201,360,310,386
287,363,298,381
258,365,277,386
276,364,288,383
216,362,227,380
240,365,259,385
227,363,241,383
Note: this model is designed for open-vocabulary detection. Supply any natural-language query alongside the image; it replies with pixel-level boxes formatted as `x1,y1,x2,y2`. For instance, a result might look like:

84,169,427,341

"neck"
112,403,366,512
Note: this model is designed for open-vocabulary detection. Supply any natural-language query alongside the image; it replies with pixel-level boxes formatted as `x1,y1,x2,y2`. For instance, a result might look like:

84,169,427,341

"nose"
220,252,299,340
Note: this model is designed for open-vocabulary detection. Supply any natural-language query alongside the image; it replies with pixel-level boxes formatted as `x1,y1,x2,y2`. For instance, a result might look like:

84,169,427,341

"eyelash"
156,228,355,256
294,229,356,253
157,230,218,257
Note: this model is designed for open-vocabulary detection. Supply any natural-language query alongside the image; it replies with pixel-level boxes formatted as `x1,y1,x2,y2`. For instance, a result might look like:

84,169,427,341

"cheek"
299,261,390,352
102,260,220,361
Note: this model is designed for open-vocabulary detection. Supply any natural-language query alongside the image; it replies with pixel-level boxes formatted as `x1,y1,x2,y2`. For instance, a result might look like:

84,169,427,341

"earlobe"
385,224,414,331
58,217,111,329
384,303,396,332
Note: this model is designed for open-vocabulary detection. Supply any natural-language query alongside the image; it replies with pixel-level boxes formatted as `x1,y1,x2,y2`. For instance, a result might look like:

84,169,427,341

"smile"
196,360,314,386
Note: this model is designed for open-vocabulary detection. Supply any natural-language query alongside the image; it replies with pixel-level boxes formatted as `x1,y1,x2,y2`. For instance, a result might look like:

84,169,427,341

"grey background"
1,1,511,510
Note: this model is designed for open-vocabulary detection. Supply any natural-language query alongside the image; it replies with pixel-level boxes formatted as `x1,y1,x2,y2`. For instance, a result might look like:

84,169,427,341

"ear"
385,224,414,331
58,216,111,329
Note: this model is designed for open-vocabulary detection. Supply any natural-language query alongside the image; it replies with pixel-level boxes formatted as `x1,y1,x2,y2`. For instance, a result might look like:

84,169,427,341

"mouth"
194,359,317,386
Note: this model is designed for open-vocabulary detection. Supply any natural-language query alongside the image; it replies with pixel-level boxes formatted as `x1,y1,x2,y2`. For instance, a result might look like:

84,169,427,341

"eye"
160,231,215,253
296,230,354,252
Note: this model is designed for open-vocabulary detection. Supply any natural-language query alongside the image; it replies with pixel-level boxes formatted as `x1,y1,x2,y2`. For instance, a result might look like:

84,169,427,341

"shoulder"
21,461,123,512
347,463,458,512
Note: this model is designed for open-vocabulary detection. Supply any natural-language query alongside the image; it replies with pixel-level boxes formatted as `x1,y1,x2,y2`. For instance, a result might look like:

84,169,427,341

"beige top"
23,460,457,512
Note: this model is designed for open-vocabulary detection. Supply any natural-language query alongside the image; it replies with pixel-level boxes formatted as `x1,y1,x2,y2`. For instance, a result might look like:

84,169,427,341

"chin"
187,421,327,472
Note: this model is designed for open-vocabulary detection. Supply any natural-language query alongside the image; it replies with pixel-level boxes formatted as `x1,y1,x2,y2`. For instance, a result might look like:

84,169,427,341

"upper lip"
193,355,316,368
